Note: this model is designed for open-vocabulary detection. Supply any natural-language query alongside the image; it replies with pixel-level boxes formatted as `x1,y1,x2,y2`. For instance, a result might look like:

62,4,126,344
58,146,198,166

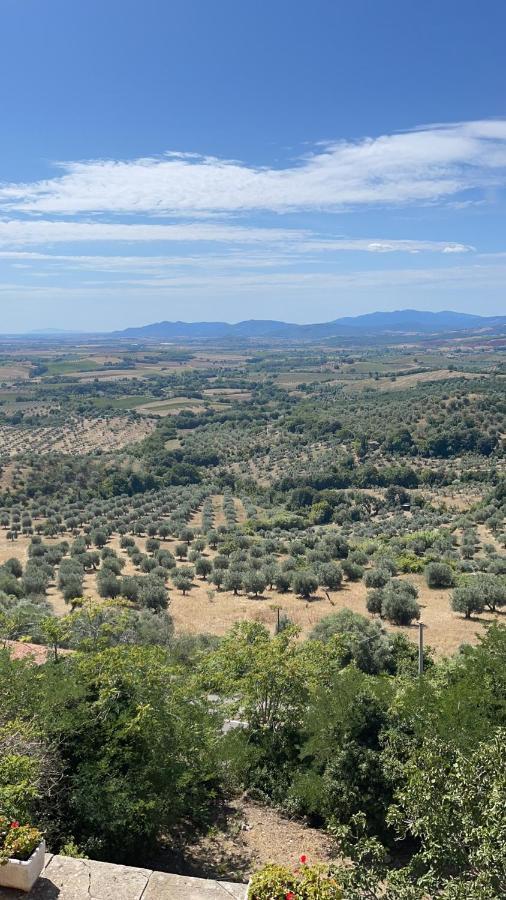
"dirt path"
151,798,336,881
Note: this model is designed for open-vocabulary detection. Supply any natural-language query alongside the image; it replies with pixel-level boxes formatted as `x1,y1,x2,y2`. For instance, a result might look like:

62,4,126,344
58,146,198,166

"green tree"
310,610,394,675
381,583,420,626
243,570,267,597
195,557,212,579
451,579,487,619
425,562,455,589
291,570,318,599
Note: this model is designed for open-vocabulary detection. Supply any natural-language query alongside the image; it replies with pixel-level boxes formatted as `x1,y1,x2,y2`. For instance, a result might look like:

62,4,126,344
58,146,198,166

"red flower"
299,854,307,864
285,893,295,900
10,821,19,829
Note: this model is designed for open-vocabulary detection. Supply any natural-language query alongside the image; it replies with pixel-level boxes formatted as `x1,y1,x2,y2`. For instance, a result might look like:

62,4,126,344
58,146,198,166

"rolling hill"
113,309,506,340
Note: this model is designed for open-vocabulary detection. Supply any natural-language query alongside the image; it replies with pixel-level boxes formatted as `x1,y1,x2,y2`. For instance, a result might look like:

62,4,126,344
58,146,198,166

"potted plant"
0,818,46,891
248,857,343,899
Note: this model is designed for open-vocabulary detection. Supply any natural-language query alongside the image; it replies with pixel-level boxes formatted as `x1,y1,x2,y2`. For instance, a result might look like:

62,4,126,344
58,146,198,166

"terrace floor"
0,854,247,900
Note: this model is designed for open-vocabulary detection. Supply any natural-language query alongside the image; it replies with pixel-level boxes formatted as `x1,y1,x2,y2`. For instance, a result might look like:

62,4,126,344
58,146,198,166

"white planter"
0,839,46,891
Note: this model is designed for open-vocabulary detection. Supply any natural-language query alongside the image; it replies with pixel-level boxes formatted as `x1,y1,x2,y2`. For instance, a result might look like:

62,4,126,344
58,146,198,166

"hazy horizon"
3,306,502,337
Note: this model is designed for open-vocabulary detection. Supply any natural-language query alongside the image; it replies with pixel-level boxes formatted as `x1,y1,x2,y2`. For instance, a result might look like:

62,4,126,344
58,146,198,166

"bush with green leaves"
3,557,23,579
248,862,343,899
341,560,364,581
0,645,219,861
242,570,267,597
451,573,506,618
381,580,420,625
310,610,394,674
363,568,391,589
425,561,455,589
136,574,168,611
22,561,51,598
291,570,319,598
317,562,343,591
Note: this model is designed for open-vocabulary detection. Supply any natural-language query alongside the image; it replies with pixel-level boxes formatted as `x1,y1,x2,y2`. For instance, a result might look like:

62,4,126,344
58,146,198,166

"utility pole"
270,604,281,634
418,622,425,675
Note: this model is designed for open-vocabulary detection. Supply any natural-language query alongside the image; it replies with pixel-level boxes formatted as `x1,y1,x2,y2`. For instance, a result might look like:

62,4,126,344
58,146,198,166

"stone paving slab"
143,871,246,899
0,855,247,900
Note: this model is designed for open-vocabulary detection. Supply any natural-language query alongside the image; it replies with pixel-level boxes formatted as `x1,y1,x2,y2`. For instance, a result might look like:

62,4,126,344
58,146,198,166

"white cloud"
302,239,474,254
0,120,505,216
0,223,473,258
1,262,504,295
29,263,500,293
0,219,305,247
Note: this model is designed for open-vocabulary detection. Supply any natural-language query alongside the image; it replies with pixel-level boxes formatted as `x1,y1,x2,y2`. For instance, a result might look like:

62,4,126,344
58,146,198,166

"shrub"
248,862,343,899
3,558,22,578
425,562,455,589
364,568,390,589
341,560,364,581
291,570,319,599
317,562,343,591
137,575,168,611
366,589,384,616
381,581,420,625
102,556,123,575
310,609,393,674
396,552,425,573
243,570,266,597
120,576,139,601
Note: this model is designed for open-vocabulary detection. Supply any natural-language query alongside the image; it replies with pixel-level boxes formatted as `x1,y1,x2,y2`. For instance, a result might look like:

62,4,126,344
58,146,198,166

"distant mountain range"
113,309,506,340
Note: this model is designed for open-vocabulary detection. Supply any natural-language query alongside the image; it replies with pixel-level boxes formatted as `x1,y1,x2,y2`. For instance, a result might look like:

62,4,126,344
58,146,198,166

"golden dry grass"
1,527,502,659
168,569,501,658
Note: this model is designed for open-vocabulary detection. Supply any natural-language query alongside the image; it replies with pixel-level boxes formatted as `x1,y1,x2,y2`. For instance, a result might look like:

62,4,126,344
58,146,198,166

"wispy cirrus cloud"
1,262,503,295
0,120,505,216
0,222,473,256
0,219,306,247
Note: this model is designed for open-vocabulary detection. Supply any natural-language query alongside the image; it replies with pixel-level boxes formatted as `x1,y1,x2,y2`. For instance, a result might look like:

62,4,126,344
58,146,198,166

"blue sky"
0,0,505,331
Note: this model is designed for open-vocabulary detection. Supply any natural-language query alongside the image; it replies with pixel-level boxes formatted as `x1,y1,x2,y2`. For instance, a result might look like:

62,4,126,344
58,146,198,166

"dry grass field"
1,518,498,659
167,568,501,658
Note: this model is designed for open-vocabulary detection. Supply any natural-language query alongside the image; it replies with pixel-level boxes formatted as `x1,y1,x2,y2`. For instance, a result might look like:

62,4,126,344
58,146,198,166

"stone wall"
0,853,247,900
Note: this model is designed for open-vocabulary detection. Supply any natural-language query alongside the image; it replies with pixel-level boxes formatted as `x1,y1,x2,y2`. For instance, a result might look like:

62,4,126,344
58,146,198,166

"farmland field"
0,332,503,657
0,326,504,885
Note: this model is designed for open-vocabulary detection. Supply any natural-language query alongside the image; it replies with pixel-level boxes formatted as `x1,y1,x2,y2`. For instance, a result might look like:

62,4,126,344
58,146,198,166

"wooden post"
418,622,425,675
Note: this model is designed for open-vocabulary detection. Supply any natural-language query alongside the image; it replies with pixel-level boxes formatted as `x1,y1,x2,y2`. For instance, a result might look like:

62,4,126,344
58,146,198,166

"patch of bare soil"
152,798,336,882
